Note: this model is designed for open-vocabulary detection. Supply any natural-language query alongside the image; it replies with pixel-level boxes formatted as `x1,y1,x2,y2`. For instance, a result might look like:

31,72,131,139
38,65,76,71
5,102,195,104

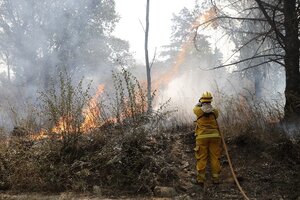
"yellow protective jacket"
193,104,220,139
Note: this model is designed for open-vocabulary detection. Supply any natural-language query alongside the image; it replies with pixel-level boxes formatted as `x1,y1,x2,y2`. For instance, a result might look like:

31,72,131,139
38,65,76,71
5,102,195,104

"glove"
196,102,202,107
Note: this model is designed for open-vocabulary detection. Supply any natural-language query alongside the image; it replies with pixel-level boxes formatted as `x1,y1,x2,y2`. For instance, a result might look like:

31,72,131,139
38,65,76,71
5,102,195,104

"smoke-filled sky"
112,0,242,121
113,0,237,66
0,0,286,130
113,0,194,63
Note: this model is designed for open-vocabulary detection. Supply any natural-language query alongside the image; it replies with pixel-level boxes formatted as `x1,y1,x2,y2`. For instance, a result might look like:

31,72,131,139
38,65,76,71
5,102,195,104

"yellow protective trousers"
194,137,222,181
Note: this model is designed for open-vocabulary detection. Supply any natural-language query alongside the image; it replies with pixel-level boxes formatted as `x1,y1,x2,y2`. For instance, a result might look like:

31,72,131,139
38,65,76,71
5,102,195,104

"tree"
157,6,223,88
145,0,152,113
226,2,277,99
0,0,131,93
203,0,300,121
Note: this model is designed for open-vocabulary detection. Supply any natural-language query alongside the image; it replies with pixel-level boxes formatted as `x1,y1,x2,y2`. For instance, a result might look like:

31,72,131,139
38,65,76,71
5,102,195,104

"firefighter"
193,91,222,184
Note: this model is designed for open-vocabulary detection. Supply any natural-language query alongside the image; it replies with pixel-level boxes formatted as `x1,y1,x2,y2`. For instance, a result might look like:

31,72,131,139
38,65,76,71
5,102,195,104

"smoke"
154,64,285,128
0,0,129,130
152,35,285,126
0,0,287,131
0,0,122,85
150,2,287,125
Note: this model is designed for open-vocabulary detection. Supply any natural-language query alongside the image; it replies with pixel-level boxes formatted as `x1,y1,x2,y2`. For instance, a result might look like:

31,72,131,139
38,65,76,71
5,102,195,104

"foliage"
160,5,222,70
0,0,131,93
109,68,147,124
0,84,299,195
100,68,173,131
211,91,288,146
0,69,176,194
204,0,300,120
38,69,91,136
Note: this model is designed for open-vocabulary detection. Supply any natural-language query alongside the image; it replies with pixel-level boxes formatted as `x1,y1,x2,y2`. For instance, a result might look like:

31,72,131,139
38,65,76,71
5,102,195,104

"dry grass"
0,69,176,194
213,92,288,141
0,71,299,196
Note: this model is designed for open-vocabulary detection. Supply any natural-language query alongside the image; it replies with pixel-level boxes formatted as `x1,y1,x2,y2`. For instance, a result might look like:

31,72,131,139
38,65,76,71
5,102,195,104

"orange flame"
81,84,105,132
31,128,47,140
153,8,216,90
32,84,105,140
201,7,217,27
31,9,217,140
51,115,76,133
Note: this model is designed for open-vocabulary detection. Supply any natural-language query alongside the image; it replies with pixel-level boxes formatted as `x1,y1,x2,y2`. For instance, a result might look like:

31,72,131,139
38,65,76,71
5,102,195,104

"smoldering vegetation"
0,0,299,198
0,68,299,197
0,69,178,193
0,0,132,130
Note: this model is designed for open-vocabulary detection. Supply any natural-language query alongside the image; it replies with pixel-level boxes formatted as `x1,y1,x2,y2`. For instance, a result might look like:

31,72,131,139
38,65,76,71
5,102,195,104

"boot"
197,173,206,185
212,174,220,184
212,177,220,184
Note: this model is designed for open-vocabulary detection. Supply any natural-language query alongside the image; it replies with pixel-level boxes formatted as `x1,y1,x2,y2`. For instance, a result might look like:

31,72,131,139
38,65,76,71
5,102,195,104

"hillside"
0,127,299,200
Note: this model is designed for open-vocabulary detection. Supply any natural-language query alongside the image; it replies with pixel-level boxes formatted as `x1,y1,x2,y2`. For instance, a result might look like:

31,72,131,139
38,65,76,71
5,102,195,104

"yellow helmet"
200,91,213,103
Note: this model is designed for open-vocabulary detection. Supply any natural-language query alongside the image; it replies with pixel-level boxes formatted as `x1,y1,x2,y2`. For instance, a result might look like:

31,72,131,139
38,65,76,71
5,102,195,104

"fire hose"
218,127,250,200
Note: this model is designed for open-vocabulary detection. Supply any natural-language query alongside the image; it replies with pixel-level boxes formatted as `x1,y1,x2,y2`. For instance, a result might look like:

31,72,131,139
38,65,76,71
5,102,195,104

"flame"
51,115,75,133
153,8,216,90
109,95,147,123
201,7,218,27
30,8,217,140
32,82,146,140
32,84,105,140
30,128,48,140
153,36,194,90
81,84,105,132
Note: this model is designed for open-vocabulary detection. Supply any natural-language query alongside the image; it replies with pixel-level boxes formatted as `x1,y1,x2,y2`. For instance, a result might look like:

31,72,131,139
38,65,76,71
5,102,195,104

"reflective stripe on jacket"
193,105,220,139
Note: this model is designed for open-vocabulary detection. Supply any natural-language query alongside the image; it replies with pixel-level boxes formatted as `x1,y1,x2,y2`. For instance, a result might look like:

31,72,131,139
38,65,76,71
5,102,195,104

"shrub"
0,68,176,194
38,69,91,136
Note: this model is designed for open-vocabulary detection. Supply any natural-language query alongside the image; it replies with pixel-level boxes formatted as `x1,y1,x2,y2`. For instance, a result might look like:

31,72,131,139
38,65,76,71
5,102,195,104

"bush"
38,69,91,136
0,68,176,194
213,92,285,140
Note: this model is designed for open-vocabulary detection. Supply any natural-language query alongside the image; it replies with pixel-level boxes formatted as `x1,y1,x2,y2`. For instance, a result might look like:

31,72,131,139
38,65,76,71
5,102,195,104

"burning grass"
0,125,178,193
0,68,177,194
0,70,299,196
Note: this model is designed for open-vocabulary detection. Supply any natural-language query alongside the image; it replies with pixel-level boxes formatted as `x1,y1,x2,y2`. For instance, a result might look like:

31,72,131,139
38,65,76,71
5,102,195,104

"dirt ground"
0,131,299,200
176,132,300,200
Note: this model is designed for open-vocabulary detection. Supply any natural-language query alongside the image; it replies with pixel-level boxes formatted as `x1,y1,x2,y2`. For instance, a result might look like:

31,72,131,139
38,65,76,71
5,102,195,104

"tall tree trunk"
145,0,152,113
283,0,300,120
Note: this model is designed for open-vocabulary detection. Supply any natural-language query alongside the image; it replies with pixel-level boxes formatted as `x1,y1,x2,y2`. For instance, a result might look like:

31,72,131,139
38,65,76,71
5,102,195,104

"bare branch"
138,18,145,33
212,0,252,16
150,47,157,69
233,58,283,72
254,0,285,42
261,1,284,12
244,29,270,69
270,58,285,66
217,30,272,67
195,15,267,32
207,54,283,70
272,0,285,48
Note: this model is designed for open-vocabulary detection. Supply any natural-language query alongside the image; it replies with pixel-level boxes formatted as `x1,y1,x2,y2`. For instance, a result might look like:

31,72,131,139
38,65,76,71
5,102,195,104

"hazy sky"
113,0,195,63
